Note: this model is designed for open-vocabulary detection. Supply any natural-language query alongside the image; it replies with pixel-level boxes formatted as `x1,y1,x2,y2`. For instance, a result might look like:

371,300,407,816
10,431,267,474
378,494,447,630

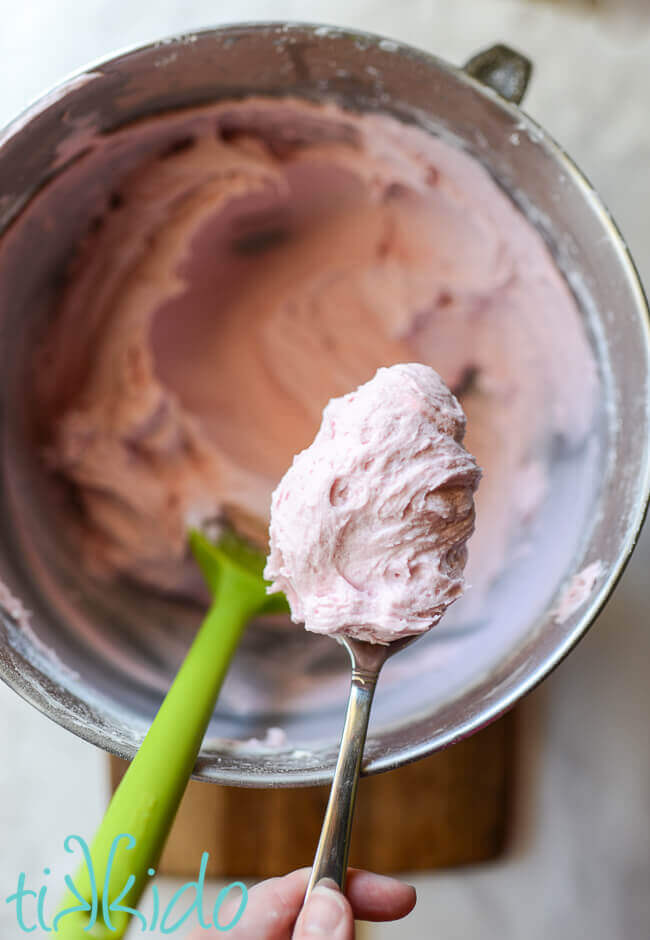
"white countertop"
1,1,649,937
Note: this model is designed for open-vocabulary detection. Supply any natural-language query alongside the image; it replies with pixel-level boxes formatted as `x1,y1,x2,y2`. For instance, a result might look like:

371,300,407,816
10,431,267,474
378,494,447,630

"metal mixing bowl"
0,24,648,786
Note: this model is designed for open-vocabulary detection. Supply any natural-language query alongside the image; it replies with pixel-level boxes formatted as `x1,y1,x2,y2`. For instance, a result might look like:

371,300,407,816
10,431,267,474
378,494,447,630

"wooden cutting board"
109,711,514,877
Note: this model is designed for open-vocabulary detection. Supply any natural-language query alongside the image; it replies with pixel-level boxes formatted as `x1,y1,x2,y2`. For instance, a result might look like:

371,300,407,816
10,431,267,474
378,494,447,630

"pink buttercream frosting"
553,561,603,624
264,364,481,644
16,96,598,603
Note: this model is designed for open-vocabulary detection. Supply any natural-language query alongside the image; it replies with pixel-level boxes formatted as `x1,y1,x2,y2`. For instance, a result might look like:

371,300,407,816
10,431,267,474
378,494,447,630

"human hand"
190,867,416,939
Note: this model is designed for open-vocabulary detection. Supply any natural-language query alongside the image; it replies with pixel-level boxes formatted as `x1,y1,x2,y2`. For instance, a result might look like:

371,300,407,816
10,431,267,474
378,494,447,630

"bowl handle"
463,43,533,104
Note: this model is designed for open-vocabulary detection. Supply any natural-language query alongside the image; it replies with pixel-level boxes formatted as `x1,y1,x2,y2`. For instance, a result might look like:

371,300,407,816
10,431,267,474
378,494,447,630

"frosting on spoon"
264,364,481,644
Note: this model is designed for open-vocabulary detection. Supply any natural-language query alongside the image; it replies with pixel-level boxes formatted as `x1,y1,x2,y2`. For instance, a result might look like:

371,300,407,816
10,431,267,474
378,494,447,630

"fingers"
346,868,417,921
292,880,354,940
189,867,416,938
216,868,310,938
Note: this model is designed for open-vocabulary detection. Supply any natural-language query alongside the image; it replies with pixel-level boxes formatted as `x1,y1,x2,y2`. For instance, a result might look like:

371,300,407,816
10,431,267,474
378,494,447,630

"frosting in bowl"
30,97,597,603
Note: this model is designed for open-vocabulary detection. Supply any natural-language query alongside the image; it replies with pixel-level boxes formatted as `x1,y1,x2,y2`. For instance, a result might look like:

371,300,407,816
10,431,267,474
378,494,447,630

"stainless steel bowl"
0,24,648,786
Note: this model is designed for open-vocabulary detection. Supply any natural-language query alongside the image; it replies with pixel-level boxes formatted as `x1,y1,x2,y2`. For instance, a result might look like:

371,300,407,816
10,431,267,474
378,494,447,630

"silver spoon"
305,634,417,897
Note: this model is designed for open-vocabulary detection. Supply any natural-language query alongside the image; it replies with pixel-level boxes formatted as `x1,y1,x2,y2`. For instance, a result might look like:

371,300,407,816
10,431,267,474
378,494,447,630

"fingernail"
302,881,346,934
316,878,339,891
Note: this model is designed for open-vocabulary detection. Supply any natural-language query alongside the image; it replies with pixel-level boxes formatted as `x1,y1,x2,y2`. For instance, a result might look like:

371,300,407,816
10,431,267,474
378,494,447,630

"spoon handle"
306,663,379,896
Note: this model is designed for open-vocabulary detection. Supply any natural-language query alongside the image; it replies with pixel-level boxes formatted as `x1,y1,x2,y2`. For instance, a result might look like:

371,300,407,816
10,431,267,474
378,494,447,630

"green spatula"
53,529,287,939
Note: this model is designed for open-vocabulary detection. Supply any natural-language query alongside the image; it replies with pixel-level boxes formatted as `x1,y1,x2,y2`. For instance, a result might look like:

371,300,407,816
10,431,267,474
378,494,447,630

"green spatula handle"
53,567,260,939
